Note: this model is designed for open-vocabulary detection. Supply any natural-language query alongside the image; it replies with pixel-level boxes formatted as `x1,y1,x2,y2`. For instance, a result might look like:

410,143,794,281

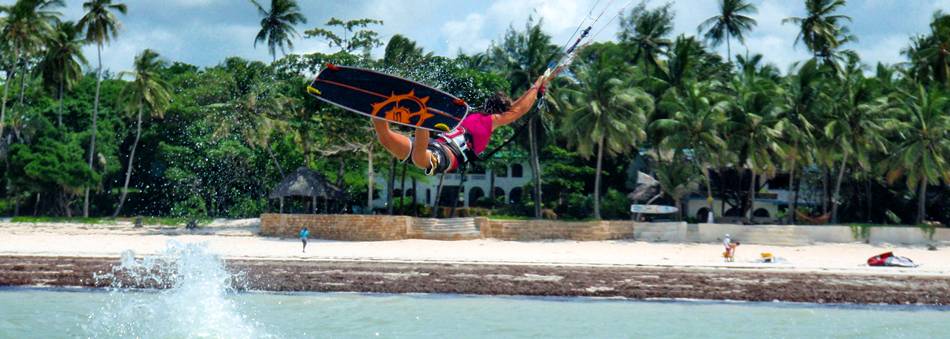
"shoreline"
2,255,949,305
2,222,950,305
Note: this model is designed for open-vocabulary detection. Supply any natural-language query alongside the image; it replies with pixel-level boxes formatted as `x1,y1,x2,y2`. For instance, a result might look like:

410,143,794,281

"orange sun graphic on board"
370,90,433,126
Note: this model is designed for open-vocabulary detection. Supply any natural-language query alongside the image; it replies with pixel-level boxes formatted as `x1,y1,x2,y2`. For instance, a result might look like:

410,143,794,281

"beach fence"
259,213,950,245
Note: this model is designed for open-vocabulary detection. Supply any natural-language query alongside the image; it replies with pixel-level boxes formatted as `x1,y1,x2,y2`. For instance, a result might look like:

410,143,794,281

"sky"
7,0,949,74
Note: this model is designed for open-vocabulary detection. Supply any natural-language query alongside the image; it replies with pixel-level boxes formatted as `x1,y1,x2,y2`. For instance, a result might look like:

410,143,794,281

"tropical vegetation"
0,0,947,226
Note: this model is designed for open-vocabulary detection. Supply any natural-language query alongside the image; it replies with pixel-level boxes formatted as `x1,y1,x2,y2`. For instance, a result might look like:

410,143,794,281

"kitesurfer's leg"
372,118,411,161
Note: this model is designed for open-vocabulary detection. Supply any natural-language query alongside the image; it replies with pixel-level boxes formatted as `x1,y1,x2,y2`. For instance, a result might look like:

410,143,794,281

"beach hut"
269,167,342,213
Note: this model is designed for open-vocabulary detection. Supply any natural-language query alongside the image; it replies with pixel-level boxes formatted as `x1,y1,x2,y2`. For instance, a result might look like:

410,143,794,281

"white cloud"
441,13,490,55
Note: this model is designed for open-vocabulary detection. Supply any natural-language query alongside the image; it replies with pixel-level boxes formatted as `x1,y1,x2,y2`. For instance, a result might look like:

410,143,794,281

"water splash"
86,241,276,338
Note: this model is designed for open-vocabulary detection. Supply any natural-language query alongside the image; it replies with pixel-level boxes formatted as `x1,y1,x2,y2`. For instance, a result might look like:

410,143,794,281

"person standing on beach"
299,227,310,253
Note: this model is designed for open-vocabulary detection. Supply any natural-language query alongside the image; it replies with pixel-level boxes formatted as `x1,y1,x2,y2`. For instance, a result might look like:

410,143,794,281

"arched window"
469,187,485,207
393,189,402,198
493,164,508,177
405,189,414,200
509,187,523,204
753,208,771,218
493,187,505,202
696,208,711,221
511,164,523,178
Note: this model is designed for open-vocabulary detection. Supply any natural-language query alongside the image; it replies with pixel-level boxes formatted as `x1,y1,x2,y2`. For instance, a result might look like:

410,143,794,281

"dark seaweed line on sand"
1,256,948,305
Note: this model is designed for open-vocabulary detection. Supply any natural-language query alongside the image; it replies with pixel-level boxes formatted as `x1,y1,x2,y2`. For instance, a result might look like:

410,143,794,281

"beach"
2,220,949,304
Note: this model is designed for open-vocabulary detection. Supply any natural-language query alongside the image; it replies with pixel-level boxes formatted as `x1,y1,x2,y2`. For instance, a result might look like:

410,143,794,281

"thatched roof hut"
270,167,341,213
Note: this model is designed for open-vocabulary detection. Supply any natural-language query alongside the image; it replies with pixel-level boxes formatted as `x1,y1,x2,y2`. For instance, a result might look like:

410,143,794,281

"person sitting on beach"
371,75,554,176
299,227,310,253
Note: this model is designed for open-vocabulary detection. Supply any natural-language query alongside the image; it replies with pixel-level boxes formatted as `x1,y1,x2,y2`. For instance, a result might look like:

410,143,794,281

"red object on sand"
867,251,893,266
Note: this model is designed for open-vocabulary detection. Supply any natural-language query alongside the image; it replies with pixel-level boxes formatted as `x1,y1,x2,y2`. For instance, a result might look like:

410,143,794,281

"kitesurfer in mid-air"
372,75,553,176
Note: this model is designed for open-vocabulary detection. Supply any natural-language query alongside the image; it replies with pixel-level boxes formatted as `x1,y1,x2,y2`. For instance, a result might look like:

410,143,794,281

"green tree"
886,84,950,224
560,43,653,219
775,59,822,222
489,16,559,218
0,0,63,138
698,0,757,63
36,20,87,127
730,70,783,221
782,0,852,65
824,54,891,223
77,0,126,217
250,0,307,63
305,17,383,55
902,11,950,86
618,1,674,74
113,49,171,217
652,80,728,217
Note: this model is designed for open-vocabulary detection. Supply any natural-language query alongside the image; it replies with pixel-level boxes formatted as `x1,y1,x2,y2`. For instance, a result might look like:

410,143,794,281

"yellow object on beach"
761,252,774,263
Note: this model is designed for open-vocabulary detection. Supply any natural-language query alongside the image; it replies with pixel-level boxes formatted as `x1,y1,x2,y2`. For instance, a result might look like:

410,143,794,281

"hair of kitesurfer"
482,92,512,114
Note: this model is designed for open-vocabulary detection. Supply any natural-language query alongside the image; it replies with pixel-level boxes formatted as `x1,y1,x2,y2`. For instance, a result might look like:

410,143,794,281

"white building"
373,161,534,209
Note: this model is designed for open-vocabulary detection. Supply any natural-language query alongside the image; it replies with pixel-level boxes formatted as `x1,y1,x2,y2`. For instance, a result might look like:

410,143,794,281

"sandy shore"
1,221,947,274
2,221,949,304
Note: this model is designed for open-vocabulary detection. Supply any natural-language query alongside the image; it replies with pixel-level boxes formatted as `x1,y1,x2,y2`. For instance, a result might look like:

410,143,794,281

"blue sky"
12,0,949,74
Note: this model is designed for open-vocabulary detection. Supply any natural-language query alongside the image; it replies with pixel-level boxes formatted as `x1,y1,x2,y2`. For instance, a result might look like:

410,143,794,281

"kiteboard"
307,64,470,132
629,204,679,214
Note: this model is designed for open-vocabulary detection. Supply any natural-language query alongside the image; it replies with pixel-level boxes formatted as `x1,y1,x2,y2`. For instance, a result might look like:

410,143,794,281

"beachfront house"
373,161,534,209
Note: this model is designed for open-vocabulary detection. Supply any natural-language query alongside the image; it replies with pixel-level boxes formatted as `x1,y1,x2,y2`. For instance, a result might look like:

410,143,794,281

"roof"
269,167,341,199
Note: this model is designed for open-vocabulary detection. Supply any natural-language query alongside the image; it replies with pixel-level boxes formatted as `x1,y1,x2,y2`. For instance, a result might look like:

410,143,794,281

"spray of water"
85,241,276,338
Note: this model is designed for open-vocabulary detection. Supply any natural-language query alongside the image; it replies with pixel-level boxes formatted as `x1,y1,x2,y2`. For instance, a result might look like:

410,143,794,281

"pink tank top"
459,112,493,155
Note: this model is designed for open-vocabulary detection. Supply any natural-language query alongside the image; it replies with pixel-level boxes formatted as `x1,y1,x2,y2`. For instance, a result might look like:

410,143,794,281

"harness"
437,126,477,165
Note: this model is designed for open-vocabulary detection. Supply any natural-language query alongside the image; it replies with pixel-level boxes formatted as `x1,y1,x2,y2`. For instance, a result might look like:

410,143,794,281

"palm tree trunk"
726,33,732,64
398,162,407,214
57,76,64,127
528,117,542,218
747,170,756,221
367,144,374,212
489,169,496,210
0,67,11,138
266,145,285,178
84,43,103,218
431,172,446,218
821,168,829,214
411,176,417,216
693,157,715,218
17,58,27,105
831,151,849,224
788,160,798,224
593,135,605,220
917,178,927,224
113,108,143,217
386,158,396,215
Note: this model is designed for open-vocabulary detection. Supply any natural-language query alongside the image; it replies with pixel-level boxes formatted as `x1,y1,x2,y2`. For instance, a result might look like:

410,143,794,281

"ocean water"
2,288,949,338
0,242,947,338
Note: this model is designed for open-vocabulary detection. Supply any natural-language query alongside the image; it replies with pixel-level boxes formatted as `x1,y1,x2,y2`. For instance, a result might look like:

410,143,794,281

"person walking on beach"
299,227,310,253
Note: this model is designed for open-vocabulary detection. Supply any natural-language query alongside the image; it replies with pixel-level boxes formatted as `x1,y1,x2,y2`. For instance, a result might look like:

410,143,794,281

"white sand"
1,221,947,276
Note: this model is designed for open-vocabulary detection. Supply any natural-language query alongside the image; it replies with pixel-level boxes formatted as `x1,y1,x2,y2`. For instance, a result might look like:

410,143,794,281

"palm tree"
698,0,757,63
901,11,949,86
730,71,783,221
560,44,653,219
652,80,728,218
886,84,950,224
36,20,86,127
112,49,171,217
78,0,126,217
775,59,823,222
782,0,851,64
0,0,63,138
618,2,674,74
251,0,306,63
207,87,288,179
489,17,559,218
824,55,891,223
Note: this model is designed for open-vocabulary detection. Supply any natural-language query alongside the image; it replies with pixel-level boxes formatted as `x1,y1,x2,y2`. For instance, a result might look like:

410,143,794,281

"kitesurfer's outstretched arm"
492,75,551,128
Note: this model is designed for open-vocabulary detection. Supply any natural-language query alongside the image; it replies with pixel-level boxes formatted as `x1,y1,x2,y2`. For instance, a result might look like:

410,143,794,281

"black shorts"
425,142,458,175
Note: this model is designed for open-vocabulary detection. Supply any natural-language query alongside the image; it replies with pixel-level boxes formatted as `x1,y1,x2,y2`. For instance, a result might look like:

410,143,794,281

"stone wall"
477,219,644,241
260,213,410,241
260,213,949,245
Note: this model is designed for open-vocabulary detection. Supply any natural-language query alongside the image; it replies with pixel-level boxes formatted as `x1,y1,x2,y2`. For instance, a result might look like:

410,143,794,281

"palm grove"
0,0,947,225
